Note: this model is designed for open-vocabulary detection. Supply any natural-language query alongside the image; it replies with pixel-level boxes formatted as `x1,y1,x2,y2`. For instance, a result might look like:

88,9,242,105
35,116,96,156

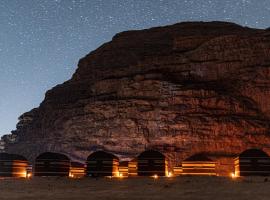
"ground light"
231,173,237,179
115,172,124,178
167,172,173,177
27,173,32,179
69,173,74,178
152,174,158,179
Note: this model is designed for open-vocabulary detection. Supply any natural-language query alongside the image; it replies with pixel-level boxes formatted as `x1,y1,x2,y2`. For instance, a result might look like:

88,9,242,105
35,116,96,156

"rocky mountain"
2,21,270,175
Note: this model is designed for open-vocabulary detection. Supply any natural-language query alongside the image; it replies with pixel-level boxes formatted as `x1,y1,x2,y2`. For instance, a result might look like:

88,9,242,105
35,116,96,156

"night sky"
0,0,269,136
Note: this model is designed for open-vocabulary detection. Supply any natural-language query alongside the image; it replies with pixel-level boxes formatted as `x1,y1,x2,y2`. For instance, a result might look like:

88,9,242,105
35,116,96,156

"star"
0,0,269,135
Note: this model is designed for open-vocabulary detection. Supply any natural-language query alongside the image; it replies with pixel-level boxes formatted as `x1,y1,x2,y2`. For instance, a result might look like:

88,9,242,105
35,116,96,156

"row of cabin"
174,149,270,177
1,149,270,178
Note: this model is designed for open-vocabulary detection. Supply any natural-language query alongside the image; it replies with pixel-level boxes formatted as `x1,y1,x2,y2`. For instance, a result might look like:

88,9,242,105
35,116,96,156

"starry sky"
0,0,269,136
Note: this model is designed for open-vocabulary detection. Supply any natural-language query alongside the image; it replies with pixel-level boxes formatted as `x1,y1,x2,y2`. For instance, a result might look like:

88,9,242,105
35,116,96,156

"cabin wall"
34,159,70,176
215,157,235,176
128,160,138,176
87,159,119,177
137,158,167,176
235,156,270,176
118,165,128,177
69,166,85,178
0,160,28,178
173,166,182,176
182,161,216,175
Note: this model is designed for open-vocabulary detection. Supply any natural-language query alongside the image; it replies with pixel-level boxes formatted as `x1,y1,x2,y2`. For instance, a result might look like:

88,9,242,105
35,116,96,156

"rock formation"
2,21,270,175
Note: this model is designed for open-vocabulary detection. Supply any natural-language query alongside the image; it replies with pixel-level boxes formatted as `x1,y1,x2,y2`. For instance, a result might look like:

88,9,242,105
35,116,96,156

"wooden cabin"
118,161,129,177
0,153,28,178
128,159,138,176
182,154,216,176
235,149,270,177
69,162,86,178
27,164,33,177
86,151,119,177
137,150,167,176
173,165,183,176
34,152,70,177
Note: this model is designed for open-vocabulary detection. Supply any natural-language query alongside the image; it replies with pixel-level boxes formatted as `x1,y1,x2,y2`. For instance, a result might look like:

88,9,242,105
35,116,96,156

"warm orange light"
152,174,158,179
69,173,74,178
167,172,173,177
21,171,27,178
231,173,236,179
27,173,32,178
115,172,124,178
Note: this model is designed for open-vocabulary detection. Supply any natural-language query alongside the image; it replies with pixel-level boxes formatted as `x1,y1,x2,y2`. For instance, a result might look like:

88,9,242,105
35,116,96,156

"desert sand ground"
0,176,269,200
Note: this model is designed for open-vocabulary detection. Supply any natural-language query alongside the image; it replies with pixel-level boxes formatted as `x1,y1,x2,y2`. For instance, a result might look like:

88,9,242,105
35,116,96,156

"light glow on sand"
27,173,32,178
69,173,74,178
152,174,158,179
117,172,124,178
231,173,236,179
167,172,173,177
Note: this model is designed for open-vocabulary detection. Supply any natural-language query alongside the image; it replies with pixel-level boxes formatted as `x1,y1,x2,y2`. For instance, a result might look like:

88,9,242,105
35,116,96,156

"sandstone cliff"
3,21,270,174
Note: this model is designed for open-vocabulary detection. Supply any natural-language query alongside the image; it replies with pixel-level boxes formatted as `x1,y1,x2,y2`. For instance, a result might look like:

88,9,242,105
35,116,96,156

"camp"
137,150,167,176
0,153,28,178
182,153,216,176
34,152,70,177
235,149,270,176
86,151,119,177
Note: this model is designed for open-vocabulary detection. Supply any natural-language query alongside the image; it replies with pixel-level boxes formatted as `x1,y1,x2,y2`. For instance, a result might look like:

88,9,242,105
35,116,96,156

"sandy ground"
0,176,269,200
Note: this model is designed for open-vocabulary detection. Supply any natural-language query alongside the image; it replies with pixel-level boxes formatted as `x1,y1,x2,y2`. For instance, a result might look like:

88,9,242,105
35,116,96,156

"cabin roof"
36,152,70,161
239,149,269,158
87,151,118,160
0,153,27,161
138,150,165,159
71,162,85,167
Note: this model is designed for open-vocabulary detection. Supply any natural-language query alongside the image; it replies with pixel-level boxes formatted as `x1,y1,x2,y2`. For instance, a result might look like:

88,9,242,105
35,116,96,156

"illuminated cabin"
0,153,28,178
118,161,129,177
235,149,270,177
173,165,183,176
86,151,119,177
34,152,70,177
69,162,86,178
137,150,167,176
27,165,33,177
128,159,138,176
182,154,216,176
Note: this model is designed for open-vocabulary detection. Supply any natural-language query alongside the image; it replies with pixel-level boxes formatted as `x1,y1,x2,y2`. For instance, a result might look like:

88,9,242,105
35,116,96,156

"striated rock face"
3,21,270,175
